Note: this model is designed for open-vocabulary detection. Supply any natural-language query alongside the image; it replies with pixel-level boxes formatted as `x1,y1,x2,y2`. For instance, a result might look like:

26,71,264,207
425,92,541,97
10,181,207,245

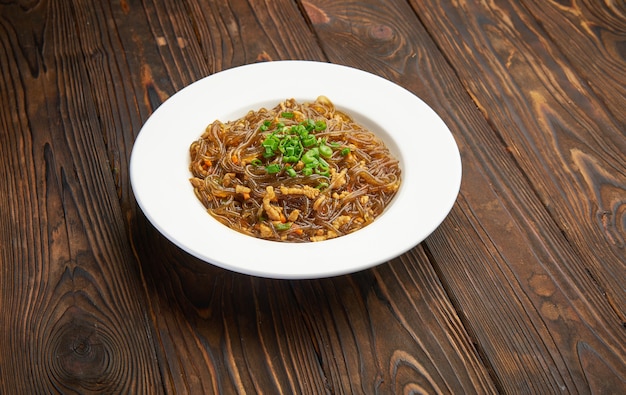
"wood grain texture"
118,0,496,392
524,0,626,126
409,0,625,280
304,0,626,393
128,238,497,394
408,0,626,330
410,1,626,391
1,0,624,393
0,0,162,393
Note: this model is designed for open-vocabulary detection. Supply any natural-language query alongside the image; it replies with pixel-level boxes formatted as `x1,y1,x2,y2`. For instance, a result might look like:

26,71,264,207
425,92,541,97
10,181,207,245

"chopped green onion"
319,143,333,158
292,124,307,137
302,135,317,147
302,147,319,163
265,163,281,174
260,120,272,132
315,168,330,177
274,222,292,231
262,134,279,149
284,156,299,163
314,120,326,131
258,117,345,176
278,136,303,160
250,158,262,166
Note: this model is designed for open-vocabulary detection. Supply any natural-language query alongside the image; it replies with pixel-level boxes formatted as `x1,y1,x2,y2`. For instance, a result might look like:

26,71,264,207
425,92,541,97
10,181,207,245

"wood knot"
369,24,394,40
48,317,119,392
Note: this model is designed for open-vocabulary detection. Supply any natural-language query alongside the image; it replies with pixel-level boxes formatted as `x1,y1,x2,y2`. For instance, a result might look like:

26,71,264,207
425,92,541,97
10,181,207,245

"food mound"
189,96,401,242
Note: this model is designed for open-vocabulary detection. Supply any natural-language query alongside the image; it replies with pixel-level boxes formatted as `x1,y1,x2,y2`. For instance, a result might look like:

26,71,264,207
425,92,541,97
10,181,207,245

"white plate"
130,61,461,279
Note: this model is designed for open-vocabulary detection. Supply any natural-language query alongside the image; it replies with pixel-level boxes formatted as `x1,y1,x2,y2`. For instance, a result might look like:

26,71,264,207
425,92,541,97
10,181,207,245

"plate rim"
130,60,462,279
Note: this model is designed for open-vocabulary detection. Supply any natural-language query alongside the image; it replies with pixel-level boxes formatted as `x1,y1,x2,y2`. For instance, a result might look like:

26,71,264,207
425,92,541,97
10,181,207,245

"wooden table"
1,0,624,393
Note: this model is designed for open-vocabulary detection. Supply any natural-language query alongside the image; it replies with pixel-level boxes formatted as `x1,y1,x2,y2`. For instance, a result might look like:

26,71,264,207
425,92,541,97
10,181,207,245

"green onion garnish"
274,222,292,231
319,143,333,158
265,163,281,174
255,118,343,176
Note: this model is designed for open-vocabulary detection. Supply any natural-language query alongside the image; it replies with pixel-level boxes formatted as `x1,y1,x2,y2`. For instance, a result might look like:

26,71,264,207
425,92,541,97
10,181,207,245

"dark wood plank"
0,1,163,393
115,0,497,393
131,240,497,393
303,0,626,393
111,0,328,393
3,0,622,393
523,0,626,126
409,2,626,392
410,0,625,281
411,0,626,328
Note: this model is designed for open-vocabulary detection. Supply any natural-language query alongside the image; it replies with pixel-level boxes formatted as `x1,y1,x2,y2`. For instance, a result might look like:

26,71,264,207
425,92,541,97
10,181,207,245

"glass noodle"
189,96,401,242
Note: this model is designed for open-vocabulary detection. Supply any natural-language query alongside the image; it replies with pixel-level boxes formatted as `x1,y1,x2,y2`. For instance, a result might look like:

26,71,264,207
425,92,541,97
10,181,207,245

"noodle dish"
130,61,461,278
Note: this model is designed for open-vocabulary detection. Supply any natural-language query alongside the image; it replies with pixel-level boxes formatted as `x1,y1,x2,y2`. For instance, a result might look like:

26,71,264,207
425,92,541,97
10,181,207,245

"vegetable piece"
262,134,280,158
319,143,333,158
265,164,281,174
260,120,271,131
257,116,342,176
301,135,317,147
274,222,292,231
302,147,319,164
316,168,330,177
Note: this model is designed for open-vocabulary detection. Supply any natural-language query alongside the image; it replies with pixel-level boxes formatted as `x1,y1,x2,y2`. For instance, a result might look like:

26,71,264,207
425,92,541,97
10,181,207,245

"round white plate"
130,60,461,279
